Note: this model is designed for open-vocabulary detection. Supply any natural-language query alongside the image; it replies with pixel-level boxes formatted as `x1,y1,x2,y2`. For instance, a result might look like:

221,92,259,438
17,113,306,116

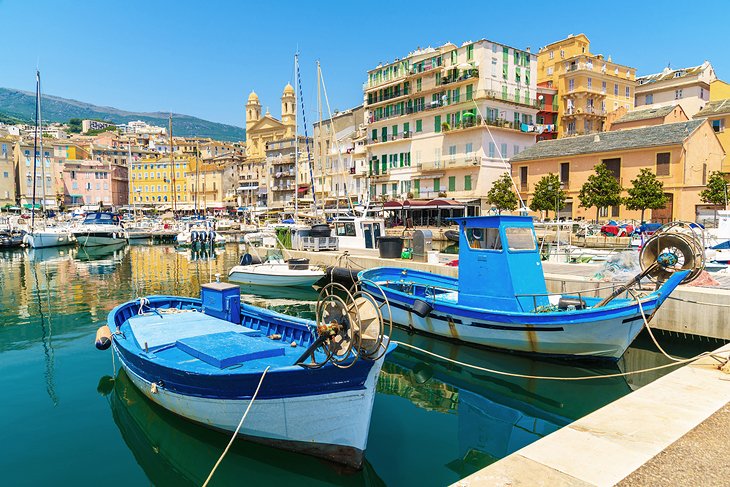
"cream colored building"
14,140,59,209
635,62,715,117
365,39,538,213
0,136,16,205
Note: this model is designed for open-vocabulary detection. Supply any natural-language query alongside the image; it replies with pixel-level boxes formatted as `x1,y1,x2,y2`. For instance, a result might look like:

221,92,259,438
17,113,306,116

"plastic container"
288,257,310,270
378,236,404,259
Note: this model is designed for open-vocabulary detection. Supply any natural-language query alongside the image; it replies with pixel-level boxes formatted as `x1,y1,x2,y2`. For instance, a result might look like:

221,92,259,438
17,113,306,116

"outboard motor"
209,230,216,243
191,230,198,243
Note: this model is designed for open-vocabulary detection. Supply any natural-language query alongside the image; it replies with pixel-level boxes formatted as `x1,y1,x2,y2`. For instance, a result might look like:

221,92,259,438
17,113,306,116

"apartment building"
264,136,313,211
694,80,730,171
538,34,636,137
13,140,59,209
129,155,192,209
364,39,538,212
635,61,715,117
313,105,369,206
0,136,15,205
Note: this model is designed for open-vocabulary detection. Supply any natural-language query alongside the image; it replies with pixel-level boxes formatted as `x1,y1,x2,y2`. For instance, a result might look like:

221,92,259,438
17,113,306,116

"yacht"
73,212,128,247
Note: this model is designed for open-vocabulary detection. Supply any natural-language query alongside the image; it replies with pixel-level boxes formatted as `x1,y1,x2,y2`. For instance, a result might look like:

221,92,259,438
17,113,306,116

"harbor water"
0,243,720,486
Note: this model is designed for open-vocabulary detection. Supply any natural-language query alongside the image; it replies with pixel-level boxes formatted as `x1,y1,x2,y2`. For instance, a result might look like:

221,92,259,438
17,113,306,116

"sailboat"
23,70,75,249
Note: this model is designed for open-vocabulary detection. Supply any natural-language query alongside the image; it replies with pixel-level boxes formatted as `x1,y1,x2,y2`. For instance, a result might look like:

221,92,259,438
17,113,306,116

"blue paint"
176,331,285,368
201,282,241,323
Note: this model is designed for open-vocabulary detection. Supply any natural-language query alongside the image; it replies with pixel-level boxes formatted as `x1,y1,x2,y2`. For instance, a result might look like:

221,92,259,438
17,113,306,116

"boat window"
466,228,502,250
505,227,536,251
335,222,356,237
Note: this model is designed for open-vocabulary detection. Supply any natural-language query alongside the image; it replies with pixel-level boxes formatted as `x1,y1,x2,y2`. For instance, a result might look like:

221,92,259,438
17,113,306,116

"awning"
23,203,41,209
297,186,308,193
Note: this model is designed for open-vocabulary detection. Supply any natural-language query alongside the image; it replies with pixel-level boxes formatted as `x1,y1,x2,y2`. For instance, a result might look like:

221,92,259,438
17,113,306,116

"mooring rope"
202,366,270,487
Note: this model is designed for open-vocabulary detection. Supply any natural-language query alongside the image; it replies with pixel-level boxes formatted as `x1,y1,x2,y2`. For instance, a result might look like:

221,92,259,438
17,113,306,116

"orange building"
510,120,724,222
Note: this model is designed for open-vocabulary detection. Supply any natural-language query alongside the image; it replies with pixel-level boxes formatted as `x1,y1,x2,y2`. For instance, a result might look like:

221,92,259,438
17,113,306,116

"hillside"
0,87,246,142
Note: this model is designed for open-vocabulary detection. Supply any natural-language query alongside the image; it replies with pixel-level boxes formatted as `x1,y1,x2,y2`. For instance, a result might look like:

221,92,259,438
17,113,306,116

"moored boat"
102,281,394,468
73,212,128,247
228,257,325,287
359,215,701,361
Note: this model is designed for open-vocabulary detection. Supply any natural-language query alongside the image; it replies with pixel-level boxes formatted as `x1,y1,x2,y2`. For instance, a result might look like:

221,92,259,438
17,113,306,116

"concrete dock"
454,344,730,487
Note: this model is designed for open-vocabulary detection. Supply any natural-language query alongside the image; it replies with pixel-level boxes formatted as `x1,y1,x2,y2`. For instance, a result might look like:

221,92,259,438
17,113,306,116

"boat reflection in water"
108,370,385,487
375,331,635,473
75,242,128,275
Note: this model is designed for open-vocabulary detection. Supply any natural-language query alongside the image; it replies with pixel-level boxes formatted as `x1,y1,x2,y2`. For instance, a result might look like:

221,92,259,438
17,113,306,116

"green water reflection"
0,244,720,486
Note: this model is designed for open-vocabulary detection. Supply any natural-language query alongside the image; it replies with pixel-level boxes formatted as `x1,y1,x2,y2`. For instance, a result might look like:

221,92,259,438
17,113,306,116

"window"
656,152,670,176
491,59,497,77
603,158,621,182
549,51,554,60
466,44,474,61
560,49,565,58
448,176,456,192
433,178,440,192
467,227,502,250
614,84,619,96
464,175,472,191
587,77,592,89
560,162,570,186
2,172,7,178
415,119,422,132
645,94,653,104
505,227,536,251
520,166,528,189
568,79,574,91
488,142,496,158
500,143,508,158
712,119,725,133
434,115,441,132
602,81,607,93
547,66,554,75
466,85,473,101
513,145,520,155
625,86,630,98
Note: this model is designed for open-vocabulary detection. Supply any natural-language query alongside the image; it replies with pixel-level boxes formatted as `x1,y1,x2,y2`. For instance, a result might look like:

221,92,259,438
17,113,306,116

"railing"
367,89,410,105
439,69,479,86
514,281,639,313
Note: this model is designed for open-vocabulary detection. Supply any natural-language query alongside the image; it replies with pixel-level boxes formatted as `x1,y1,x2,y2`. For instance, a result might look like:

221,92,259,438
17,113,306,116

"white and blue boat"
101,282,393,468
359,215,697,361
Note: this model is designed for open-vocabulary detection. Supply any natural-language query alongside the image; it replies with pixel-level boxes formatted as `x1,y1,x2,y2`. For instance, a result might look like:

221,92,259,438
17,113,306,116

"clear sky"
0,0,726,130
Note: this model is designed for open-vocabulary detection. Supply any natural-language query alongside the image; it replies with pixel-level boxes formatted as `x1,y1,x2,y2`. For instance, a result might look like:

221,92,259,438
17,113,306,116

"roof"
614,105,678,124
511,120,705,162
694,99,730,118
637,62,710,84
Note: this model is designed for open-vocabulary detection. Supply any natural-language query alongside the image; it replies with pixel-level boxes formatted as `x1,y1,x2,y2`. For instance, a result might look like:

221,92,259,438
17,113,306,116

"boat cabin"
332,215,384,250
83,212,122,225
453,215,549,311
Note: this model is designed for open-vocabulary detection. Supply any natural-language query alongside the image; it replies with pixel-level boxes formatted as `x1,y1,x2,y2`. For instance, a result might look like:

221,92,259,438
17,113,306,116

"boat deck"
121,310,310,375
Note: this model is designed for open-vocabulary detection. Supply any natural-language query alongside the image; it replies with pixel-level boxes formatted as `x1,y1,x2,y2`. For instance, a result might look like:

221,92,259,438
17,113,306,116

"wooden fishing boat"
101,282,394,468
359,215,701,361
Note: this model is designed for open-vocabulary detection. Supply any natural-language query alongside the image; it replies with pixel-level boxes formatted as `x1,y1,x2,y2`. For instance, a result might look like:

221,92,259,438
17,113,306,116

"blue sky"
0,0,727,129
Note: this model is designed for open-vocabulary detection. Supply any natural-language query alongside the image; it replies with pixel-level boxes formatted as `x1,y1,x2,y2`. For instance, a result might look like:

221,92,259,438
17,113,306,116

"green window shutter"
515,89,520,103
407,152,411,166
434,178,440,192
381,183,386,195
503,46,508,62
403,122,410,134
514,112,520,125
381,127,387,141
466,84,473,101
399,153,404,167
414,179,420,195
448,176,455,192
416,119,422,132
514,50,519,65
515,66,521,83
381,155,387,173
453,88,460,102
435,115,441,132
503,63,508,80
436,72,441,85
371,129,377,141
525,70,530,85
392,125,398,137
464,175,472,191
369,160,373,175
502,85,508,100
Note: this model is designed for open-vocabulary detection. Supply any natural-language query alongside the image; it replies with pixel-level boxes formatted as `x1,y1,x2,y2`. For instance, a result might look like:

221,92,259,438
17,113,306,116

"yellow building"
129,154,193,209
538,34,636,137
694,80,730,171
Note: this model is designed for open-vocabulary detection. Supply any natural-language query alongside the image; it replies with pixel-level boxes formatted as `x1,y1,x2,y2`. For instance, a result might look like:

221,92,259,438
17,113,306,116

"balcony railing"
439,69,479,86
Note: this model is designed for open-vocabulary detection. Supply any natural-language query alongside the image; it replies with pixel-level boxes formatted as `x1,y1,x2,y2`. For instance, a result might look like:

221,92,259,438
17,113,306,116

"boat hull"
24,231,75,248
75,233,127,247
228,265,325,287
117,353,382,467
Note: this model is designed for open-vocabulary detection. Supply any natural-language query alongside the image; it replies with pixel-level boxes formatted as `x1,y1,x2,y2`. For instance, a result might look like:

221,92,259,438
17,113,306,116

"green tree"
486,173,518,213
578,162,623,222
67,118,82,133
625,168,668,223
700,171,728,225
529,173,566,220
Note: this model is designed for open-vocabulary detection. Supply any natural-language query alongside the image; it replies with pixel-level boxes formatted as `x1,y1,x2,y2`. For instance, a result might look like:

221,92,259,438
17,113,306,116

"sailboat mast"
294,54,299,220
317,62,323,217
38,73,47,218
128,143,135,218
30,71,40,232
169,114,176,214
195,140,200,216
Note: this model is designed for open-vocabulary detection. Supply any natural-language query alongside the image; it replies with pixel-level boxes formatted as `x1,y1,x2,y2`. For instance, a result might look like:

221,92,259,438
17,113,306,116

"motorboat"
176,222,225,248
331,214,385,250
359,215,701,361
1,229,27,248
100,281,394,468
228,256,325,287
73,212,128,247
23,226,75,249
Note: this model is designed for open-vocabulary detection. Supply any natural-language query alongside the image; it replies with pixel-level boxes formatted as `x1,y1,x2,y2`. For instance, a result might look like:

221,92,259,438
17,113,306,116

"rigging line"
470,101,525,207
203,366,270,487
31,71,39,233
319,62,354,211
295,53,318,216
30,258,58,405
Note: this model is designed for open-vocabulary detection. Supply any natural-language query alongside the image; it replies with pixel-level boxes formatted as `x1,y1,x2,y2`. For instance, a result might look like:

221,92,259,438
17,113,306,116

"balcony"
366,89,410,106
438,69,479,87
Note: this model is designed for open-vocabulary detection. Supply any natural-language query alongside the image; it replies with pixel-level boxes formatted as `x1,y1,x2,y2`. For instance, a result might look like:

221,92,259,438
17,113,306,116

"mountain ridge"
0,87,246,142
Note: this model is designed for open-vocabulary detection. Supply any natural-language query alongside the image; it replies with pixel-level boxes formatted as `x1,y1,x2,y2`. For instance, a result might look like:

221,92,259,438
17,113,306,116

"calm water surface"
0,243,719,486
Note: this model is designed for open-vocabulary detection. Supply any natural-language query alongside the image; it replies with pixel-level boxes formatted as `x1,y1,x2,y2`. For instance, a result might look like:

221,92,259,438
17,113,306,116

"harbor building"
128,154,192,210
364,39,539,214
537,34,636,137
0,136,16,206
536,83,559,141
635,62,715,117
62,159,127,209
193,152,242,212
510,119,724,222
694,79,730,171
243,86,297,209
607,104,689,131
313,105,369,207
265,136,313,211
13,139,60,209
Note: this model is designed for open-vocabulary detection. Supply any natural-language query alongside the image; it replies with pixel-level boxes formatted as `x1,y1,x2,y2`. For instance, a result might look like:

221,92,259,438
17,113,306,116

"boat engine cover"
557,297,587,310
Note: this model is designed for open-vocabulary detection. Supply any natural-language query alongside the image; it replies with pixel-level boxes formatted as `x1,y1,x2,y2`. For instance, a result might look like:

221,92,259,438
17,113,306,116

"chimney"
593,134,601,142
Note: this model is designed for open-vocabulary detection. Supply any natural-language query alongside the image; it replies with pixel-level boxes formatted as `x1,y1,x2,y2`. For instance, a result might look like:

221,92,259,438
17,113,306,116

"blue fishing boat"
99,281,394,468
359,216,701,361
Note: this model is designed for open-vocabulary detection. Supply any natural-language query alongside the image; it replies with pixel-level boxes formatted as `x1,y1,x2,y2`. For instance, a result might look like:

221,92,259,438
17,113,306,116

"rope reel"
296,281,391,368
639,221,705,284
